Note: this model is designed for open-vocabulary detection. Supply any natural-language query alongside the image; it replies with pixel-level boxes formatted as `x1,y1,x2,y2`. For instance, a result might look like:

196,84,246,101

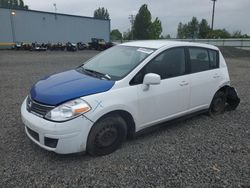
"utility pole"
53,3,57,19
128,14,135,40
211,0,217,30
8,1,16,43
10,10,16,43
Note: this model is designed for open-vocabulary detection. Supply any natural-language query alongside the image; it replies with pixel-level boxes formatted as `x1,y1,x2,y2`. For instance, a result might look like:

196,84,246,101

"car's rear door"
187,47,221,110
131,47,191,130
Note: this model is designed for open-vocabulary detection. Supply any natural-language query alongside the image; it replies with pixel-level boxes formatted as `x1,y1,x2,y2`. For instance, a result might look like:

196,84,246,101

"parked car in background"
88,38,106,50
30,42,47,51
48,42,66,51
21,41,240,156
21,43,32,51
13,42,22,50
88,38,114,50
66,42,77,51
77,42,88,50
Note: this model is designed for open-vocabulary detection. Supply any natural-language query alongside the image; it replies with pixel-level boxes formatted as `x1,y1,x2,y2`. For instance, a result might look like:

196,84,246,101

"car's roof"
120,40,219,51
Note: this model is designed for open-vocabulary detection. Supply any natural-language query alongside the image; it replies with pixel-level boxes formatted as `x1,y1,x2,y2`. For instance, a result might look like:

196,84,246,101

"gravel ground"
0,49,249,187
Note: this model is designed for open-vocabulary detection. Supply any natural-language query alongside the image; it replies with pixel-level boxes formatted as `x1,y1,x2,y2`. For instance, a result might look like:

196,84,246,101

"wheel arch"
88,110,136,139
217,85,230,94
211,84,240,108
216,85,240,110
208,83,230,106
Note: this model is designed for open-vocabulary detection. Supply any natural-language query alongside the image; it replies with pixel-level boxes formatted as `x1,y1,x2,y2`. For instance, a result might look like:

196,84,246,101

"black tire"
209,91,226,116
87,114,127,156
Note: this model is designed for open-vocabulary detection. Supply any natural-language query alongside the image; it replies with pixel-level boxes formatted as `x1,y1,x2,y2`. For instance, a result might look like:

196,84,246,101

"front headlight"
45,98,91,122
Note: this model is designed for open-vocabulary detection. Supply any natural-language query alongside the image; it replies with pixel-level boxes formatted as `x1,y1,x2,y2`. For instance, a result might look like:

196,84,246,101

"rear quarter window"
189,48,210,73
188,47,219,73
209,49,219,69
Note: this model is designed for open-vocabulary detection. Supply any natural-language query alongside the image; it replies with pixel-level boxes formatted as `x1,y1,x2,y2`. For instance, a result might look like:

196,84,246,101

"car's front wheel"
209,91,226,116
87,114,127,156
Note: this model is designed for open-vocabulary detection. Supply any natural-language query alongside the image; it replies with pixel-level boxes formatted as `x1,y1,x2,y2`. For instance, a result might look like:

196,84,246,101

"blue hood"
30,70,115,105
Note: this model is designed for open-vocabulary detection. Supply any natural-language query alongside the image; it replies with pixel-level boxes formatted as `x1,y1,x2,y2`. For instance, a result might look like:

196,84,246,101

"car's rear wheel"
209,91,226,116
87,114,127,156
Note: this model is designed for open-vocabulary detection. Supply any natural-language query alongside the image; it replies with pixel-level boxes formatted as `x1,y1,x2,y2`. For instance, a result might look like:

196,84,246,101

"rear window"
189,47,219,73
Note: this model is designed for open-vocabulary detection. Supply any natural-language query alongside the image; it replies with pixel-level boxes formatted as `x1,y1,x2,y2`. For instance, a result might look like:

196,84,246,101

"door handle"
179,81,189,86
213,74,220,78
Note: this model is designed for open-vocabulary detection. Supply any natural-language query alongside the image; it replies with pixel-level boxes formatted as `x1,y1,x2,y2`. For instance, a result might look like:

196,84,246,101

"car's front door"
131,47,191,130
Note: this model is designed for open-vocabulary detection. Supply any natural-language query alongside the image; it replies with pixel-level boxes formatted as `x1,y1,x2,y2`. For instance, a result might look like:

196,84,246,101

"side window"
130,48,186,85
145,48,186,79
189,48,210,73
209,50,219,69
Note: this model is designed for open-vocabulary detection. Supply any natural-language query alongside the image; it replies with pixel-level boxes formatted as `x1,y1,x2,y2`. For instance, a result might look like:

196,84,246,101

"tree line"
177,17,249,39
94,4,163,41
0,0,28,9
103,5,249,40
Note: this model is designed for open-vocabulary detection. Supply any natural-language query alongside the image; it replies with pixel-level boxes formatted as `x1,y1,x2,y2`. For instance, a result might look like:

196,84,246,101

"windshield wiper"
85,69,111,80
79,67,111,80
77,67,94,77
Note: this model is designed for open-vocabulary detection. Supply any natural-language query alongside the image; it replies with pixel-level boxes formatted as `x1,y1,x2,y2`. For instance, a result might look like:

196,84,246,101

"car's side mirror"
143,73,161,90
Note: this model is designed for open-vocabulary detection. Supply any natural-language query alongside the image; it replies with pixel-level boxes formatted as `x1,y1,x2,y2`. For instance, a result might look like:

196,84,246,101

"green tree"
123,30,132,40
177,17,249,39
177,17,199,39
133,4,162,39
177,17,211,39
177,22,186,38
231,30,249,38
207,29,231,38
232,31,242,38
187,17,199,38
93,7,110,19
134,4,152,39
199,19,210,38
149,17,162,39
110,29,122,41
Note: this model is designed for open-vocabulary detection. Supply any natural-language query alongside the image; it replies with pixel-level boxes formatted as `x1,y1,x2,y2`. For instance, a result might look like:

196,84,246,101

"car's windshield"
79,45,155,80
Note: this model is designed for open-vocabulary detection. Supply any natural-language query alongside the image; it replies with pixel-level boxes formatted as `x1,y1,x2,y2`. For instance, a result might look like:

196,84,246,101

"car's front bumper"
21,98,94,154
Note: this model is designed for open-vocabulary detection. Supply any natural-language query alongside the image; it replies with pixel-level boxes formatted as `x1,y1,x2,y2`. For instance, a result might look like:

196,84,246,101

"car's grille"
26,126,39,142
26,96,54,117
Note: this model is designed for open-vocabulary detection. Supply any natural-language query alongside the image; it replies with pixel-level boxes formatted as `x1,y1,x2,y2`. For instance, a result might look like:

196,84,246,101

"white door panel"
189,69,221,109
137,75,190,128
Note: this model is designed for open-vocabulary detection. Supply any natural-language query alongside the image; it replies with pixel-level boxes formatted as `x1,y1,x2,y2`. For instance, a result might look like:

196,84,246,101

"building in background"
0,7,110,45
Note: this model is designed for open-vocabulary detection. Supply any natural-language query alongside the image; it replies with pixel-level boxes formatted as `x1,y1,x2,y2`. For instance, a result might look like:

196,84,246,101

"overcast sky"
25,0,250,37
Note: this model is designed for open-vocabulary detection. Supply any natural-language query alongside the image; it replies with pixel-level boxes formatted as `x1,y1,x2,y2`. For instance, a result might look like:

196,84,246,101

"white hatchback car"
21,41,240,156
